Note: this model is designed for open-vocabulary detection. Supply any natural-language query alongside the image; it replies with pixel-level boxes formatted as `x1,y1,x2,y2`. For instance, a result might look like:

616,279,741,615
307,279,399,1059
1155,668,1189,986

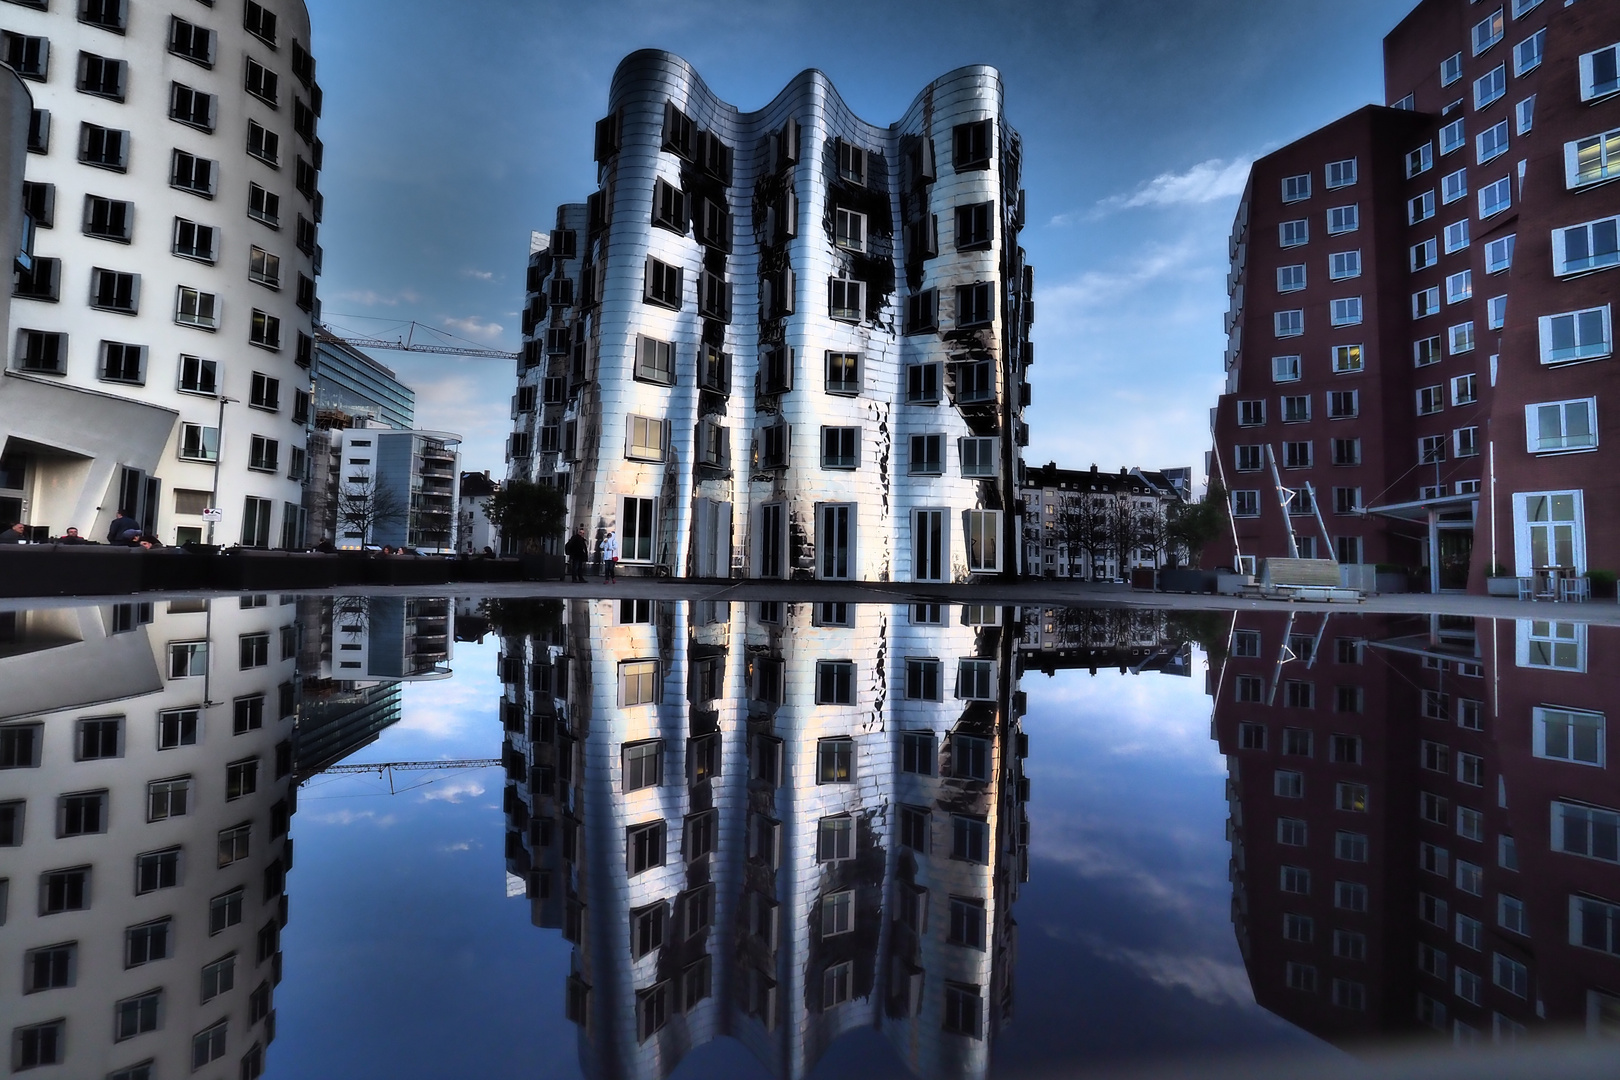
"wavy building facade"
0,0,323,547
1,599,298,1077
509,52,1033,580
497,598,1029,1079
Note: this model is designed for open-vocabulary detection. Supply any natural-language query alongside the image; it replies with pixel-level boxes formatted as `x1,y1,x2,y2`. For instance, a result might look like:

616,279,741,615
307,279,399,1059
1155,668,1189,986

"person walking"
565,525,588,583
601,528,619,583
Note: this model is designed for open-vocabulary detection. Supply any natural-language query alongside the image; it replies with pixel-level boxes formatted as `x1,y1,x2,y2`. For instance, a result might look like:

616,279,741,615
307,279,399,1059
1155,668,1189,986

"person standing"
106,508,140,543
565,525,589,583
601,528,619,582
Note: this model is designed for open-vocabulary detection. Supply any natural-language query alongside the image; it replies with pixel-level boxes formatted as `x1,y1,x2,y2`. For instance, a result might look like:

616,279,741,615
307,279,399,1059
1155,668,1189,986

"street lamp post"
206,396,237,547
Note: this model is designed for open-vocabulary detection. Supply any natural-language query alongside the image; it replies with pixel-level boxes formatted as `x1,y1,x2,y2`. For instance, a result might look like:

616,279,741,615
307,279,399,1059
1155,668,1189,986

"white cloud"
1050,931,1254,1007
420,778,486,804
334,287,424,307
459,268,495,281
312,809,399,827
438,839,478,852
1073,157,1254,222
440,314,504,340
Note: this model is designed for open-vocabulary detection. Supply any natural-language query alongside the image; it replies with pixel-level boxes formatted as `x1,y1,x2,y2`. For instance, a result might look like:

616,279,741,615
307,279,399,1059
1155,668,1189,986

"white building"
511,52,1034,581
1021,464,1191,581
456,470,499,554
0,0,322,547
0,598,298,1077
322,425,460,552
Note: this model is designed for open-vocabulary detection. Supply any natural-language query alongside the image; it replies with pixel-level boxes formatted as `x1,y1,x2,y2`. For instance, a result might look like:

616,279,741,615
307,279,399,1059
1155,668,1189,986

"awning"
1361,491,1478,522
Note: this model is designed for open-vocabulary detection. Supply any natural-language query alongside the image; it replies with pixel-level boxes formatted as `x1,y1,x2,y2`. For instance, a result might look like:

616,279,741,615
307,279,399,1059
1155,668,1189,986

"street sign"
202,508,223,522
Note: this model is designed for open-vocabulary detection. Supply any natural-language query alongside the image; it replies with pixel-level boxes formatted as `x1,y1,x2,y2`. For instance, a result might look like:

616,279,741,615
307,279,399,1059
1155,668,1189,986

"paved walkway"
10,578,1620,624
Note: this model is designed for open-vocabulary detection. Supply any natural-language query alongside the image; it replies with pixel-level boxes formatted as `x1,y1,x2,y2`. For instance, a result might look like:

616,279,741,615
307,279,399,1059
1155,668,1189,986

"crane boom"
315,324,518,360
317,758,501,774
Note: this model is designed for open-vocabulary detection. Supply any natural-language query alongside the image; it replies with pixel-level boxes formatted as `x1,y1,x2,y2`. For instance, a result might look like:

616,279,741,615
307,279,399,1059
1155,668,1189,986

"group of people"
564,525,619,583
0,509,161,548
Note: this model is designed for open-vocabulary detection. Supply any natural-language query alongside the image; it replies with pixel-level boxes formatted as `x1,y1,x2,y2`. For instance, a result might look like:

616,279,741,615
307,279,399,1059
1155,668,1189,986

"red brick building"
1209,0,1620,593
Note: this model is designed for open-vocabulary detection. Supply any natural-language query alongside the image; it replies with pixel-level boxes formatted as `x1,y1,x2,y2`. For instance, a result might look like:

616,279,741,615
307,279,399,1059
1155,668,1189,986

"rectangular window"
1569,127,1620,190
1473,8,1504,54
1527,398,1598,453
1329,250,1360,280
816,662,855,706
1479,176,1511,218
618,660,659,707
1538,306,1611,364
1553,215,1620,276
1442,167,1468,205
1279,219,1308,247
148,776,190,822
1277,264,1306,292
1449,322,1475,354
1330,297,1362,326
1282,174,1311,203
952,815,989,863
1274,310,1303,337
1534,707,1604,764
1410,190,1436,224
1487,294,1507,329
824,350,861,394
1579,43,1620,102
625,415,667,461
1445,219,1471,253
829,276,865,322
250,309,281,350
955,201,993,249
1414,287,1440,319
1232,490,1260,517
643,257,681,308
1326,204,1358,234
1412,238,1437,270
820,426,858,470
965,509,1001,572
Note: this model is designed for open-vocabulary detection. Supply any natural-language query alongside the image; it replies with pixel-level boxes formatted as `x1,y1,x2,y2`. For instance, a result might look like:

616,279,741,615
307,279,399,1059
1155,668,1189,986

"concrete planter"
1160,568,1217,594
1485,577,1520,597
1375,572,1409,594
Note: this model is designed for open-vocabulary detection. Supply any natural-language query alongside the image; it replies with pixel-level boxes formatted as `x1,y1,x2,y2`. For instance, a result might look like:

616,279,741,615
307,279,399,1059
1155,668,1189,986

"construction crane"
306,758,502,793
316,322,519,360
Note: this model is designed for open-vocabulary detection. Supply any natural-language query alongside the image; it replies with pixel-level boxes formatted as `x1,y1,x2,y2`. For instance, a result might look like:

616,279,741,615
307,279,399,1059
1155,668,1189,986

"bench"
1257,558,1362,602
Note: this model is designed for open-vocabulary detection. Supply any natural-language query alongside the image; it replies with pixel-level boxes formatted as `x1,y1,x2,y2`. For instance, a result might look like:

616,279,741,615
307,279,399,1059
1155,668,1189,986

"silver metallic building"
510,52,1034,580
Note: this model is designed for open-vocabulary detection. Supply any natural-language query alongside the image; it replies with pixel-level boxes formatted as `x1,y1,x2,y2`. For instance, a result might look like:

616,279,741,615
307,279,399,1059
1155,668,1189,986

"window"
1335,881,1368,912
1274,310,1303,337
1279,219,1308,247
829,276,865,321
97,340,145,385
952,815,989,863
1418,385,1444,416
1534,707,1604,765
1336,831,1368,862
956,660,995,703
1473,7,1504,54
820,426,858,469
250,309,281,350
1412,238,1437,270
643,257,681,308
821,890,855,938
1280,866,1310,894
1283,441,1312,468
1330,297,1362,326
1572,896,1620,955
1553,215,1620,276
1442,167,1468,206
1457,859,1484,896
1282,394,1310,423
1470,66,1506,114
1527,398,1598,453
1236,444,1263,470
957,281,994,327
1277,264,1306,292
623,741,663,791
1414,288,1440,319
84,195,133,241
816,662,855,706
1336,782,1368,813
1331,437,1361,466
1449,322,1475,354
1538,306,1611,364
1579,42,1620,102
1479,176,1511,218
905,287,939,334
1492,954,1528,998
1570,127,1620,191
148,776,190,823
248,183,280,227
626,820,666,875
14,254,59,301
1398,154,1431,194
906,361,942,404
1232,490,1260,517
625,415,667,461
1441,51,1464,86
1329,250,1360,280
1277,818,1307,846
818,815,854,862
1284,914,1314,946
618,659,659,707
1327,205,1358,235
1487,294,1507,329
824,350,861,395
134,846,179,894
1445,219,1471,253
953,118,991,170
173,217,219,263
1238,399,1265,426
246,120,280,167
837,138,866,184
1330,346,1362,376
1282,174,1311,203
91,268,139,314
955,201,993,249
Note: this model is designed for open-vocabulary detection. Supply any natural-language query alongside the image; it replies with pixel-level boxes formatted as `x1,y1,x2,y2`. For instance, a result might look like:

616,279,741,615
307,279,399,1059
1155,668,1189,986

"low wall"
0,547,548,597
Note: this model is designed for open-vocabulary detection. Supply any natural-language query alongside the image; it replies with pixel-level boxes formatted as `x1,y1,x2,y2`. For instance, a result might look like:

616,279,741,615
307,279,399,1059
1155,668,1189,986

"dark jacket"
0,528,25,544
107,515,140,542
564,533,588,560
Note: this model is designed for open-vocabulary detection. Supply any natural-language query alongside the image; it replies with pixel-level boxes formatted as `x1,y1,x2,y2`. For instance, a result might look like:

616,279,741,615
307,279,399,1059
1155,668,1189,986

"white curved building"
512,52,1033,580
0,0,322,548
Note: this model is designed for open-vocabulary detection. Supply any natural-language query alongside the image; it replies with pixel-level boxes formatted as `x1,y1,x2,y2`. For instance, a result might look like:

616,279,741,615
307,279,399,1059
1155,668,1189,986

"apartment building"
1020,463,1191,580
317,425,461,552
495,597,1029,1079
1,598,298,1077
1209,0,1620,592
0,0,323,548
509,51,1034,580
1212,611,1620,1043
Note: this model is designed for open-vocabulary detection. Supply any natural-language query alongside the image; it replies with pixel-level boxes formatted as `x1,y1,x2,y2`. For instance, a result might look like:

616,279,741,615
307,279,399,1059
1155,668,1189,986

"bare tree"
335,470,407,547
1136,501,1171,569
1106,496,1144,579
1055,494,1109,580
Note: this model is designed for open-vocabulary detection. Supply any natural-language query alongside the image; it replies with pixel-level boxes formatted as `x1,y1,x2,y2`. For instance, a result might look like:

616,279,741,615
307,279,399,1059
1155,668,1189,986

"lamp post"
206,396,237,547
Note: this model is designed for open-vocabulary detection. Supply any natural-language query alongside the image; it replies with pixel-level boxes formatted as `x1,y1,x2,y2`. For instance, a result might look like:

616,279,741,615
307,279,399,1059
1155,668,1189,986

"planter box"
1161,568,1217,594
1375,572,1409,594
1485,577,1521,597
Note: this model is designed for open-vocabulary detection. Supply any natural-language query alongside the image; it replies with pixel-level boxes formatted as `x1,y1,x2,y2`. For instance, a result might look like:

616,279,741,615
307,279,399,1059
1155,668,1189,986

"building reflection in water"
0,599,297,1079
1211,612,1620,1045
497,598,1032,1080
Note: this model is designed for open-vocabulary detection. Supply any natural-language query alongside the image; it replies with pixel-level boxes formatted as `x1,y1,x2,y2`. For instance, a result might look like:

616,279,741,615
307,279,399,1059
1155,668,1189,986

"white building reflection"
498,598,1029,1080
0,599,297,1078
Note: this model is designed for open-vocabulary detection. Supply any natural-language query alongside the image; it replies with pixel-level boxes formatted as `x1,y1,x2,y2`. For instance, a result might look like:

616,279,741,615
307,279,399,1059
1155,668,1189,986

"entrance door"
1439,529,1473,590
819,504,854,580
913,509,945,582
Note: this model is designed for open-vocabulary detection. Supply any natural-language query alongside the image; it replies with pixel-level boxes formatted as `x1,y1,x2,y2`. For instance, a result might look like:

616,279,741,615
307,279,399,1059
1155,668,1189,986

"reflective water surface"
2,598,1618,1078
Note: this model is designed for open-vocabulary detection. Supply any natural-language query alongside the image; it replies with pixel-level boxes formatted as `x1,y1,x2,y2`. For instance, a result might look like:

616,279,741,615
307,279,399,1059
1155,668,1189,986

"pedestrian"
0,522,26,544
106,508,140,543
601,528,619,582
565,525,588,583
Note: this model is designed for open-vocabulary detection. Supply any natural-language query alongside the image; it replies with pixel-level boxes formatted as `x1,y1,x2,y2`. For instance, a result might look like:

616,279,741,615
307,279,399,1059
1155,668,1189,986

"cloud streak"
334,288,424,308
440,315,504,340
1057,157,1254,224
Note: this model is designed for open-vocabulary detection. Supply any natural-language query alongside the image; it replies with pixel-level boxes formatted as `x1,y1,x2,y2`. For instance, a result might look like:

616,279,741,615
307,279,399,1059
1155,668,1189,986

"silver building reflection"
498,599,1029,1080
510,51,1035,581
0,599,297,1078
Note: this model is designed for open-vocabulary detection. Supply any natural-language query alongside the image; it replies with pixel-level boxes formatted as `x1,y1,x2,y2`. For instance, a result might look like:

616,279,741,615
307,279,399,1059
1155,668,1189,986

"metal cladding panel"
516,52,1030,580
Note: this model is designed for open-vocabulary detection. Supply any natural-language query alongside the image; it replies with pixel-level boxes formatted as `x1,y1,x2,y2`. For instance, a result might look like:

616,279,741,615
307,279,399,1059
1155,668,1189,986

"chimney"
1090,464,1098,474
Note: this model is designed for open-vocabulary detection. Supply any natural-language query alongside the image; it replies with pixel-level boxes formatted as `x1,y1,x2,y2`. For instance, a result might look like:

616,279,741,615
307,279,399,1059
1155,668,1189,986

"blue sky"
309,0,1421,480
275,635,1330,1078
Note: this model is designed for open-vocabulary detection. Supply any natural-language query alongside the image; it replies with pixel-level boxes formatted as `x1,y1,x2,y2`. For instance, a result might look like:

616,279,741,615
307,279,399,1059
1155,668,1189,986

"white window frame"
1451,374,1477,406
1330,297,1362,327
1449,322,1475,355
1445,219,1471,253
1412,238,1437,271
1272,355,1301,383
1279,220,1308,247
1329,250,1360,280
1525,398,1599,454
1537,305,1612,364
1511,492,1587,578
1410,190,1436,224
1474,65,1506,110
1566,127,1620,191
1407,143,1433,177
1446,270,1473,305
1578,43,1620,103
1331,345,1363,374
1442,167,1468,205
1281,174,1311,203
1472,8,1504,56
1274,310,1303,338
1513,29,1545,76
1277,264,1306,292
1327,204,1358,235
1485,234,1515,273
1479,176,1511,219
1414,288,1440,319
1532,706,1605,767
1516,95,1536,135
1552,214,1620,277
1440,118,1466,156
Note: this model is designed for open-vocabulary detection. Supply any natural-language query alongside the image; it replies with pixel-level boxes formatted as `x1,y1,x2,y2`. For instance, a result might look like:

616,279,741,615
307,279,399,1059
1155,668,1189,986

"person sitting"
106,509,140,543
313,539,337,554
116,527,145,545
54,527,94,545
0,522,27,544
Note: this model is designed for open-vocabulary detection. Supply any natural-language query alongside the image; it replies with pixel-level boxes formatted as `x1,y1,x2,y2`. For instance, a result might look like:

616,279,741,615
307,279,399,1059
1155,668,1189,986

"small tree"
1166,482,1228,568
336,471,407,547
1055,494,1109,580
1106,496,1144,578
484,479,567,555
1136,501,1170,569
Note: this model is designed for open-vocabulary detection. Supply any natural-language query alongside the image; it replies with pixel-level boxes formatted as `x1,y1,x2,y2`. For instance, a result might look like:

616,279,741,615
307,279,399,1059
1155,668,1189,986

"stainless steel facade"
498,598,1029,1079
510,52,1033,580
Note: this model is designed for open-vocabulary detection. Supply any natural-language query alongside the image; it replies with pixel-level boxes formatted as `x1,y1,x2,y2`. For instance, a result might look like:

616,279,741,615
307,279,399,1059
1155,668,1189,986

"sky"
308,0,1421,480
275,633,1329,1078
